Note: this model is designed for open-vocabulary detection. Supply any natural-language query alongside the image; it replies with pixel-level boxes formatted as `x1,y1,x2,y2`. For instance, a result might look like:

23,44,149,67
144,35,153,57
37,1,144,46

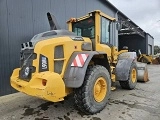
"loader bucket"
157,57,160,64
136,62,149,82
152,56,160,64
152,59,159,64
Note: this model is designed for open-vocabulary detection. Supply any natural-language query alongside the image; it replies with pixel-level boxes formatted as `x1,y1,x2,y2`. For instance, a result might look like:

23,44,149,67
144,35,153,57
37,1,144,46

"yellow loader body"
10,36,91,102
10,10,148,114
11,68,66,102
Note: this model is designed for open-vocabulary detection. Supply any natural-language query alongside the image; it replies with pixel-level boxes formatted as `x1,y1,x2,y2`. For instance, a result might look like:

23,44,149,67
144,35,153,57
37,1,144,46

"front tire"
119,62,137,90
74,65,111,114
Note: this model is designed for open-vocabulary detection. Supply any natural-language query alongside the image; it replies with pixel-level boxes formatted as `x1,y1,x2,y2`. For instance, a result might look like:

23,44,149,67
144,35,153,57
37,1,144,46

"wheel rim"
93,77,107,102
131,68,137,83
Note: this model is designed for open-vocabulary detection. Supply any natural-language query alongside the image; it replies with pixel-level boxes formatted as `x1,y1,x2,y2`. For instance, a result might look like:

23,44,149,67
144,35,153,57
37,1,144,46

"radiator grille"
19,49,36,81
54,45,64,59
54,60,64,74
54,45,64,74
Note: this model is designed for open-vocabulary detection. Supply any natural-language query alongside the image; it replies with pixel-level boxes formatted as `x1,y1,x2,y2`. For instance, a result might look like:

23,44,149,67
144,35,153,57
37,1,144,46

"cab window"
101,17,110,44
72,17,95,39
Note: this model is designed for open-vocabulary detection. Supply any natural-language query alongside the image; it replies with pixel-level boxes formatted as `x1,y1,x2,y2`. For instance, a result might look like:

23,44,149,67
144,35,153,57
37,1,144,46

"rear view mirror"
116,22,122,31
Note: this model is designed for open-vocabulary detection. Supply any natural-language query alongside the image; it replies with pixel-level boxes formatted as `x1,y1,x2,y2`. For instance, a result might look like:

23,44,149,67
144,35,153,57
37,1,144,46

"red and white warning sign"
71,54,89,67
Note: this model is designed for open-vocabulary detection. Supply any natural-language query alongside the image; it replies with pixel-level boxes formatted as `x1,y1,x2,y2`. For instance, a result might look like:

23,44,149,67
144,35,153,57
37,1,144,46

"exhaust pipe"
138,49,142,55
47,12,61,30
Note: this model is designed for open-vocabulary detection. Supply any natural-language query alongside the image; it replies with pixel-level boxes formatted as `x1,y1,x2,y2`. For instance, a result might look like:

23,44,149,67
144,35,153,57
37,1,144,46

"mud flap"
63,51,106,88
115,59,135,81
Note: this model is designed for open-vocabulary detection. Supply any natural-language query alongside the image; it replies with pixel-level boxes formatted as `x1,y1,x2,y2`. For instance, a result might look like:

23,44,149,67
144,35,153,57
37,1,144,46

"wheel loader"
10,10,148,114
137,49,160,65
137,49,153,64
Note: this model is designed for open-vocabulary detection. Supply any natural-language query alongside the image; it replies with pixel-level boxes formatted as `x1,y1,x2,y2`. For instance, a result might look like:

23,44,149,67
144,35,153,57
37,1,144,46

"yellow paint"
100,12,116,21
111,86,116,91
67,10,116,58
137,54,153,64
11,70,71,102
11,36,91,101
68,22,73,32
96,44,112,56
34,36,89,76
111,66,116,82
111,46,128,63
93,77,107,102
131,68,137,83
95,11,100,48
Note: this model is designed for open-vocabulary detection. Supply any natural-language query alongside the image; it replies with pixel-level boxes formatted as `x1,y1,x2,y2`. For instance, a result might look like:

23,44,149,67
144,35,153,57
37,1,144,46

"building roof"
104,0,154,39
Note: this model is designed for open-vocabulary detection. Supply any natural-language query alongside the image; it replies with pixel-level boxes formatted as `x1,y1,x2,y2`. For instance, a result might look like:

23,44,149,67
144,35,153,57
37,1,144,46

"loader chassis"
10,10,147,114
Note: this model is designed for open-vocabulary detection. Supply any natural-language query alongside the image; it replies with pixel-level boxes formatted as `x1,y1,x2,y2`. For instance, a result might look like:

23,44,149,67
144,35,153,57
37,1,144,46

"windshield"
72,17,95,39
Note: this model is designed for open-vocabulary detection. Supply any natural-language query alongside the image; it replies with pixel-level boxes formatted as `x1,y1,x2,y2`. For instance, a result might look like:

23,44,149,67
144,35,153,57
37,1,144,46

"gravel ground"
0,65,160,120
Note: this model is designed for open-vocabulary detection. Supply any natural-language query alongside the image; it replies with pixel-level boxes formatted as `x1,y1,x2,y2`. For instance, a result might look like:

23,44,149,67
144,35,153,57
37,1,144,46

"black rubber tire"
74,65,111,114
119,62,137,90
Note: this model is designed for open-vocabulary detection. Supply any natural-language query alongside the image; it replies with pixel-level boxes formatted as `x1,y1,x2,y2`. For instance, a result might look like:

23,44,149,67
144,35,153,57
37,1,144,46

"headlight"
24,67,30,77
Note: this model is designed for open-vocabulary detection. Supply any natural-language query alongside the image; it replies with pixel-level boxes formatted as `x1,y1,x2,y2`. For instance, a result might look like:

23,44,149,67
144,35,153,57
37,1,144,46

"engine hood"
21,30,83,50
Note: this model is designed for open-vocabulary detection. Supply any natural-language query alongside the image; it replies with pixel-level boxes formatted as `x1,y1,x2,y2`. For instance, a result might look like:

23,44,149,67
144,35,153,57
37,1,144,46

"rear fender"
115,59,135,81
63,51,108,88
115,52,137,81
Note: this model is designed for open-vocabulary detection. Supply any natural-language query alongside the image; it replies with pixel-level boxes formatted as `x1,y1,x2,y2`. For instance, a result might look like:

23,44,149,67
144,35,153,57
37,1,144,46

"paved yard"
0,65,160,120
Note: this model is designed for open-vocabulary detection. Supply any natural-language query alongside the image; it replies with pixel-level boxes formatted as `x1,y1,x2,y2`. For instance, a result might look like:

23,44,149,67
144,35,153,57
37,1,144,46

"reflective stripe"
71,54,89,67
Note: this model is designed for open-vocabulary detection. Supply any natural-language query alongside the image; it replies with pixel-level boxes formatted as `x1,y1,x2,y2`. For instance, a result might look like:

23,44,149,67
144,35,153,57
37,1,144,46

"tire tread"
74,65,110,114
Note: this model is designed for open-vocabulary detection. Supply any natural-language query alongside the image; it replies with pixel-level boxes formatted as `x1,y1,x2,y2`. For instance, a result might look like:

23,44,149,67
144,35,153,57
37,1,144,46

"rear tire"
74,65,111,114
119,62,137,90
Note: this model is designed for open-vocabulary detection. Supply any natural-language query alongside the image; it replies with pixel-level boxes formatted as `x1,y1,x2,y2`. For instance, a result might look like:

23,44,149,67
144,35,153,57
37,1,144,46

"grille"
54,45,64,74
54,60,64,74
19,49,36,80
54,45,64,59
20,49,36,67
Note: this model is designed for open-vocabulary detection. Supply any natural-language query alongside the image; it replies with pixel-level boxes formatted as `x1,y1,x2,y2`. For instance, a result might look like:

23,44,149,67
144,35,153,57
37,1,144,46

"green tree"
154,45,160,55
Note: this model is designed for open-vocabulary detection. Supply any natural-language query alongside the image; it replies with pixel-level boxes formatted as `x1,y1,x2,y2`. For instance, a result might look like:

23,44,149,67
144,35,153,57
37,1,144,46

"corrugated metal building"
0,0,154,96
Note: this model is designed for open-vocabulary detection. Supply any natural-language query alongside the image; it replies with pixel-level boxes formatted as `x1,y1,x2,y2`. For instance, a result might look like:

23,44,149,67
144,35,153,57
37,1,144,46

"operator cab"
67,10,116,52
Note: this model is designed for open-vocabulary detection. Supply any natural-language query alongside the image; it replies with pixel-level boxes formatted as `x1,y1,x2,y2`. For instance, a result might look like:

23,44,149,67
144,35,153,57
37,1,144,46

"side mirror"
116,22,122,31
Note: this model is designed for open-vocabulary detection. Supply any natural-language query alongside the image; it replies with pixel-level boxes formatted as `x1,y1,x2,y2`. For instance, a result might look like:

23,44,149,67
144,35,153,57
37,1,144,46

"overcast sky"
108,0,160,46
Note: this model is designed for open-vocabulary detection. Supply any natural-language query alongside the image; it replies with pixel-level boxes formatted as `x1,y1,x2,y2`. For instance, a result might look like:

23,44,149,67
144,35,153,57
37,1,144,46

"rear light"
42,79,47,86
